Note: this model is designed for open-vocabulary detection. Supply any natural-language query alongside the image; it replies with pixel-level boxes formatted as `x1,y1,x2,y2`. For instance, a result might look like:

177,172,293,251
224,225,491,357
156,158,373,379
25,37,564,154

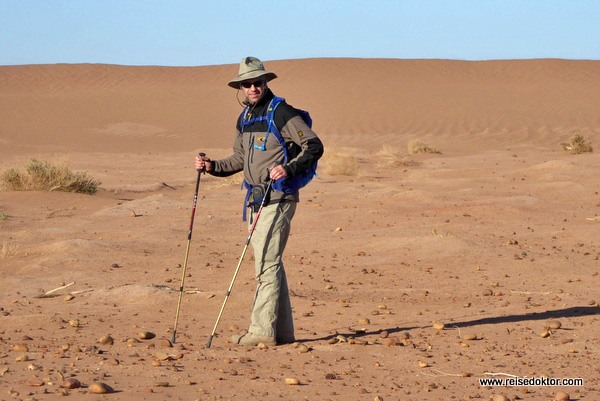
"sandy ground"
1,59,599,401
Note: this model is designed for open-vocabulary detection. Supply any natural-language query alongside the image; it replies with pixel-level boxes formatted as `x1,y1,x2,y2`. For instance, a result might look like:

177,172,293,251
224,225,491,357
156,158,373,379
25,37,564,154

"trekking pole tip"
206,337,213,349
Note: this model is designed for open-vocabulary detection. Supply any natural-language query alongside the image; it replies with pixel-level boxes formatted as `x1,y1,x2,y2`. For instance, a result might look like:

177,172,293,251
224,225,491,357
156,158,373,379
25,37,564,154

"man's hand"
195,154,213,172
269,164,288,181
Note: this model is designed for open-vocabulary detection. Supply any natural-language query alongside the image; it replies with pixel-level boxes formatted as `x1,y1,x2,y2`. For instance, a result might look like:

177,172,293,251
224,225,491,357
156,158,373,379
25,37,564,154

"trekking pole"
206,178,274,349
171,152,206,344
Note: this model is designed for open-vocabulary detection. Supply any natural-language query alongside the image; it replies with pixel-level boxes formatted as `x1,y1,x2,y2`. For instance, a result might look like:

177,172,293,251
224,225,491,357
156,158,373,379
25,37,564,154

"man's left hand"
269,165,288,181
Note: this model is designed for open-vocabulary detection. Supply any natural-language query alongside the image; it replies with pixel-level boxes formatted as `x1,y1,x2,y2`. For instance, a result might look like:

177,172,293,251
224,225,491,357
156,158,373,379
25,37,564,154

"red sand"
1,59,599,400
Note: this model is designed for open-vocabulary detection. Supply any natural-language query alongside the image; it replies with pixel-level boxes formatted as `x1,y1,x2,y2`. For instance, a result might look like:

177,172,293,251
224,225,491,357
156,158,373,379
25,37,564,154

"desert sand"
0,58,599,401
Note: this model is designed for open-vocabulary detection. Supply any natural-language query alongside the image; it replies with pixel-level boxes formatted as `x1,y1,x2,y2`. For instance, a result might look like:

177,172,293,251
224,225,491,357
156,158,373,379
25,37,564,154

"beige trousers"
247,201,296,339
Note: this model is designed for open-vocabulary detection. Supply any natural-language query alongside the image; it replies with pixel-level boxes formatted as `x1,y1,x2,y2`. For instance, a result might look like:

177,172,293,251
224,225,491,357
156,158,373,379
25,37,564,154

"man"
195,57,323,346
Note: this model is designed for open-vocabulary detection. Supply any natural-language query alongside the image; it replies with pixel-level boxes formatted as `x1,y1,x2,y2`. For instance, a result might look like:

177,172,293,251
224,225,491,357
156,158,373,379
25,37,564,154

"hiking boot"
229,332,276,346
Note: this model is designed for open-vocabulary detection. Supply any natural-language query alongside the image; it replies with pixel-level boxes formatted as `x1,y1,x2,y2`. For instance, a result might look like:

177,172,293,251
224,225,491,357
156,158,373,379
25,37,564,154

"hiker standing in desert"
196,57,324,346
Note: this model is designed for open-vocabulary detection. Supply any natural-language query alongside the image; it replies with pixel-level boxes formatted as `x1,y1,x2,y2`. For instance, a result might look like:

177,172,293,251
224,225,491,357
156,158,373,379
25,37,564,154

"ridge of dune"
1,58,599,155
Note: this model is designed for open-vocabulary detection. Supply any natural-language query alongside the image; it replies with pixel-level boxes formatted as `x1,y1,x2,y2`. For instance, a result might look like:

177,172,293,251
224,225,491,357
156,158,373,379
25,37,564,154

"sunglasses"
240,80,265,89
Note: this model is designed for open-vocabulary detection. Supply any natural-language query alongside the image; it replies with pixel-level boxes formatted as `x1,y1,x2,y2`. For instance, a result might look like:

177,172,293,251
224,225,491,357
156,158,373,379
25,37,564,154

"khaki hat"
228,57,277,89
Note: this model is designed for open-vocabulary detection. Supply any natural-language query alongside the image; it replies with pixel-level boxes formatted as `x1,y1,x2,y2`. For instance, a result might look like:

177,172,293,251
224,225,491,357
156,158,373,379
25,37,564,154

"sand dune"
1,59,599,156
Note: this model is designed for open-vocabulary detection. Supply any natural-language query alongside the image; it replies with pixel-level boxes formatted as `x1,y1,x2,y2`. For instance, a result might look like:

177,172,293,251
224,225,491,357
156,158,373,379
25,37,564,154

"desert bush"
408,140,441,155
0,159,100,194
322,152,358,176
560,134,593,154
376,145,422,168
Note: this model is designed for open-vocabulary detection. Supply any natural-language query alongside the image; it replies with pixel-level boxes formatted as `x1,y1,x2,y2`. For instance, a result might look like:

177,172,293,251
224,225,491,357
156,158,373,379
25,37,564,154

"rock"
155,382,169,387
64,295,75,301
298,344,310,353
139,331,156,340
98,335,114,345
69,319,80,328
26,377,44,386
229,325,239,332
491,395,510,401
159,339,173,348
540,331,550,338
418,361,429,368
547,320,562,330
325,373,336,380
463,334,478,341
89,382,113,394
12,344,28,352
16,354,30,362
358,318,370,325
61,378,81,389
555,391,570,401
285,378,300,385
432,322,445,330
380,331,389,338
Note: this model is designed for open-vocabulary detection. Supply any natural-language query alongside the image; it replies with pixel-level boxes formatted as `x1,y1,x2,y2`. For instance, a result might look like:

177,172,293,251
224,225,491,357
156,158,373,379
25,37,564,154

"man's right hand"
195,154,213,172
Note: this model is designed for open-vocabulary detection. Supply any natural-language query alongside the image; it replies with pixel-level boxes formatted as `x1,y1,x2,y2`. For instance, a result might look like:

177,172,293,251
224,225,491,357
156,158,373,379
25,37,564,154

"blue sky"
1,0,599,66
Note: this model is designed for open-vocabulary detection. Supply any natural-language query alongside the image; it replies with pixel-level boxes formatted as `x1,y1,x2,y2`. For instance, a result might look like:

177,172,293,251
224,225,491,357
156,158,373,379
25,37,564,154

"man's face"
240,78,266,104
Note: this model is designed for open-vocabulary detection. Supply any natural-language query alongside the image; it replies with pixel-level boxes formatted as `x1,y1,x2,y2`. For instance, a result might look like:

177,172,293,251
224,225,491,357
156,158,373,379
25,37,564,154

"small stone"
285,378,300,385
380,331,389,338
547,320,562,330
335,227,342,232
325,373,336,380
298,344,310,353
12,344,28,352
257,343,268,350
89,383,113,394
159,339,172,348
418,361,429,368
64,295,75,301
26,377,44,386
541,331,550,338
555,391,570,401
432,322,445,330
16,354,30,362
152,361,161,367
463,334,478,341
229,325,239,332
491,395,509,401
98,335,114,345
139,331,156,340
483,289,493,296
155,382,169,387
61,378,81,389
69,320,80,328
358,318,370,325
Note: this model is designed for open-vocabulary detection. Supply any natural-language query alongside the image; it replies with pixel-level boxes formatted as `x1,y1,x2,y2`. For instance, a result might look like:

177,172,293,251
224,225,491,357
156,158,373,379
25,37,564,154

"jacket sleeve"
275,105,324,178
210,126,245,177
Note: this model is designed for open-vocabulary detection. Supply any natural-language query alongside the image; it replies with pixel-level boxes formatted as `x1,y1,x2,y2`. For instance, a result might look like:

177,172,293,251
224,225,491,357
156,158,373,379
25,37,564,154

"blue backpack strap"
265,96,288,161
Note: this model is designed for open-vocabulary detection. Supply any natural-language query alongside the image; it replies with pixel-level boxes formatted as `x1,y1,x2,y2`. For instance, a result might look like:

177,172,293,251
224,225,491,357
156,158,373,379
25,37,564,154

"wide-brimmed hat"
228,57,277,89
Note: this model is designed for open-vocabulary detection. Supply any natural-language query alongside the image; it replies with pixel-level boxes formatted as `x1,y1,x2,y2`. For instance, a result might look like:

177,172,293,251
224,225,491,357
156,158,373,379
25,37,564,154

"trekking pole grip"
198,152,206,173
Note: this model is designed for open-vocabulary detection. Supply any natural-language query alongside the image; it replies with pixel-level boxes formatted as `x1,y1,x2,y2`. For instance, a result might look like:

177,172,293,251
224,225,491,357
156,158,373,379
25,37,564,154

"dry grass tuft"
0,159,101,194
408,140,441,155
560,134,593,154
376,145,422,168
322,152,358,176
1,241,19,259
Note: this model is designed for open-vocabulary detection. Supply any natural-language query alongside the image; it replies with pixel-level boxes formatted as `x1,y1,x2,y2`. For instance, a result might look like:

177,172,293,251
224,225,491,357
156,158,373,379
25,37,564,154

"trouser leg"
247,201,296,339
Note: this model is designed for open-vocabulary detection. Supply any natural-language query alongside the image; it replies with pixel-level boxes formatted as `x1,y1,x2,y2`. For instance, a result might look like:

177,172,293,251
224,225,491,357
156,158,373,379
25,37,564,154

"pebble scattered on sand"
89,382,113,394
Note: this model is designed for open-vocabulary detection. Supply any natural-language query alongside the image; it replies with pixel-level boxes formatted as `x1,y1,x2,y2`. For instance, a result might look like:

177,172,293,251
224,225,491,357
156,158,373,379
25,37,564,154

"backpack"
240,96,318,220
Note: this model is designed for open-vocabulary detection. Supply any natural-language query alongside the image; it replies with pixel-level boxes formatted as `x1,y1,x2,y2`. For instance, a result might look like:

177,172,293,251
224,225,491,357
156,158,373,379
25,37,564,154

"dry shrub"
408,140,441,155
560,134,593,154
0,159,100,194
1,241,19,259
322,152,358,176
376,145,421,168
